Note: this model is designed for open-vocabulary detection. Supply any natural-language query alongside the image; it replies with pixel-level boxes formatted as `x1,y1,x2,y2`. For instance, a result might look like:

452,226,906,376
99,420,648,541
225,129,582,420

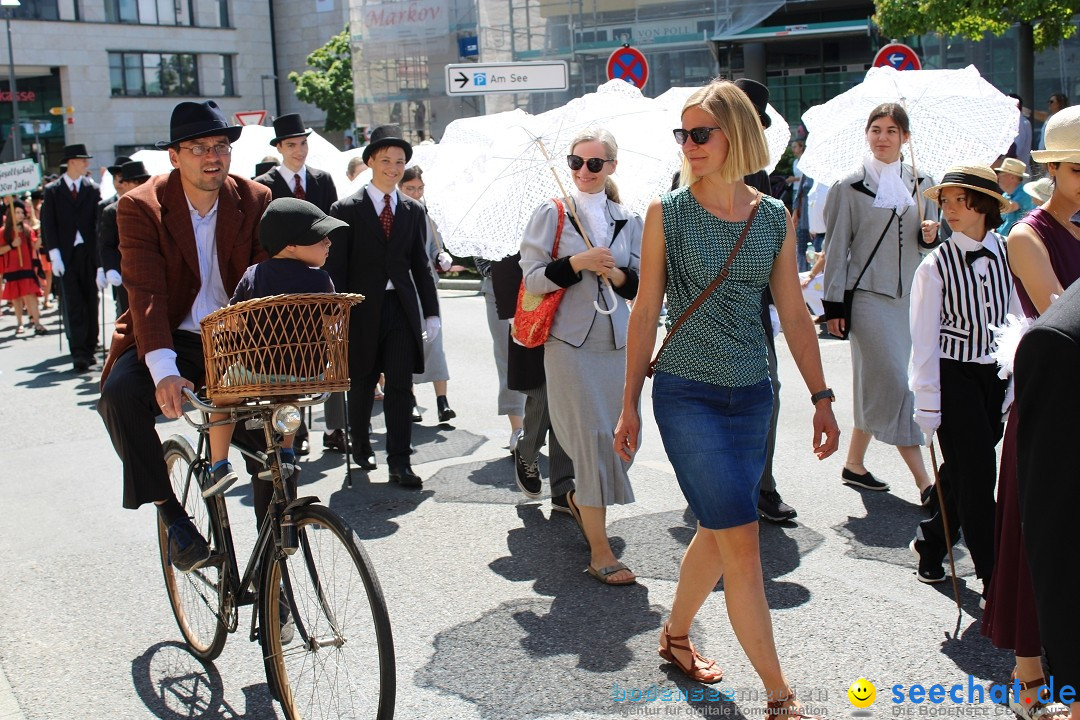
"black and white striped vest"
933,235,1013,362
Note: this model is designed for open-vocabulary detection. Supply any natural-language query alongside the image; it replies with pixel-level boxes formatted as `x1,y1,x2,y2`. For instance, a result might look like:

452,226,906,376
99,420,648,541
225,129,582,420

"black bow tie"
965,246,996,266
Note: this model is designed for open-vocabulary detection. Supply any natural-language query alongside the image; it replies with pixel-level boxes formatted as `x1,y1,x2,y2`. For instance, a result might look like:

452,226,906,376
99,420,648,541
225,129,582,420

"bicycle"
156,293,394,720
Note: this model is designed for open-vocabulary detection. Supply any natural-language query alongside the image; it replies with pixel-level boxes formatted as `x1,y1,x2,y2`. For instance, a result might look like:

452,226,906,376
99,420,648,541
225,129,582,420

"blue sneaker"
167,516,211,573
202,462,238,498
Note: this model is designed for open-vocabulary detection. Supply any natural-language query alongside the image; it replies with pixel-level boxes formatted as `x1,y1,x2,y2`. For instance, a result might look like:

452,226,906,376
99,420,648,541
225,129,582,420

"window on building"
201,54,237,96
10,0,60,19
106,0,193,25
108,52,199,97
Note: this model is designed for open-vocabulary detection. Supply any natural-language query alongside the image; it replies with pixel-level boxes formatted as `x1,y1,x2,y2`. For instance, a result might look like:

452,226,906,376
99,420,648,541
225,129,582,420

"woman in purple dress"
983,106,1080,720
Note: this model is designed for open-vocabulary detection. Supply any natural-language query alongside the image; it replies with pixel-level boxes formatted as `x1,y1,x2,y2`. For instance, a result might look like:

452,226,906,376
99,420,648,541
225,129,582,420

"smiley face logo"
848,678,877,708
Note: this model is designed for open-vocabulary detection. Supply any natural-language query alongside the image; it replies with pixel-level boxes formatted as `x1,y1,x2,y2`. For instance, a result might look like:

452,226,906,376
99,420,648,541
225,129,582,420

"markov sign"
360,0,448,43
0,159,42,197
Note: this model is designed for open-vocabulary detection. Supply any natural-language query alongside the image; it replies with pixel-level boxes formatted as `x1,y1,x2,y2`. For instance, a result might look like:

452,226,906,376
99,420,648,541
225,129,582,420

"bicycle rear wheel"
261,504,395,720
158,435,228,661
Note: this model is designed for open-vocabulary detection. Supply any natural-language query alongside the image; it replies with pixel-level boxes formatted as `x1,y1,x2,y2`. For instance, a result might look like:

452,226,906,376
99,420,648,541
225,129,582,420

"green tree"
873,0,1079,51
288,25,354,132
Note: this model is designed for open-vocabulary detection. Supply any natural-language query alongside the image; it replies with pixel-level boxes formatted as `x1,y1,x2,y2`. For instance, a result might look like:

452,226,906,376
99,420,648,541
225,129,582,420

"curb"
0,664,25,720
437,278,482,291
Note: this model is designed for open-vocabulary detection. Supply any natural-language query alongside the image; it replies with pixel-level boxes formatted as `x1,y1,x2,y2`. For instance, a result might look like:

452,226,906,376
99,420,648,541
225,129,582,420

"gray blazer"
822,165,938,317
520,197,643,348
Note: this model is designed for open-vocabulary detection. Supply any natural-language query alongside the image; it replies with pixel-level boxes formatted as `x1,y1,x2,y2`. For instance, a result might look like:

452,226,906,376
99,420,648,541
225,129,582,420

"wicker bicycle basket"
200,293,365,403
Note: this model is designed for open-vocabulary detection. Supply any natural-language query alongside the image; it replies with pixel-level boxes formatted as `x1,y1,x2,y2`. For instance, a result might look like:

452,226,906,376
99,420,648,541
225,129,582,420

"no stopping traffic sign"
607,46,649,89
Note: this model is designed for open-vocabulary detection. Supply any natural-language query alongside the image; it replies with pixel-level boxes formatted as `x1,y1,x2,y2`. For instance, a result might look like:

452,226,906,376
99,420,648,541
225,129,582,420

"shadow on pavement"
131,641,277,719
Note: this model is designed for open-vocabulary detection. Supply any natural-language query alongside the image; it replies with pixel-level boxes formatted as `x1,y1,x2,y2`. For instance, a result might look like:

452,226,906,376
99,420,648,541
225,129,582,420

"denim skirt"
652,372,773,529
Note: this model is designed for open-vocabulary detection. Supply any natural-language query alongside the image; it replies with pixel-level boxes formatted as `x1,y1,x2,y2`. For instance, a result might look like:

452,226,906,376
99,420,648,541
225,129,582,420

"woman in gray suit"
822,103,938,500
520,127,643,585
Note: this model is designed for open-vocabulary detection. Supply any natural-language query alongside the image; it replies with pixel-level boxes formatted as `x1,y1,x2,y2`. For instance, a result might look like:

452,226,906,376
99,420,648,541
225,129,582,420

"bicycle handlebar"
179,387,329,430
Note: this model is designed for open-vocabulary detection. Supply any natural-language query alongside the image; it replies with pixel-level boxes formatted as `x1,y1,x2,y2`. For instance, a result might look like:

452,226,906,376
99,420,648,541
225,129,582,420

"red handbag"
512,198,567,348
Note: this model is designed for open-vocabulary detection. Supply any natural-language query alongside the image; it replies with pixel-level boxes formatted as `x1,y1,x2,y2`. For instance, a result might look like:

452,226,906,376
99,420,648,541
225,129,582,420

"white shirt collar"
949,230,1002,255
278,164,306,187
185,195,220,221
66,175,81,191
365,183,397,209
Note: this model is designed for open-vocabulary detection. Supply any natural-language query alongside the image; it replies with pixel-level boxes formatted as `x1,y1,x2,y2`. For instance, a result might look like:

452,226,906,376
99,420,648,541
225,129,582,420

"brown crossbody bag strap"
647,195,761,378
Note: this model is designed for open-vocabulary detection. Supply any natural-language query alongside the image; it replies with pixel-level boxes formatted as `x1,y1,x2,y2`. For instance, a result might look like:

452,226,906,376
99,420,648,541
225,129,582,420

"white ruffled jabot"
864,154,915,210
571,188,611,246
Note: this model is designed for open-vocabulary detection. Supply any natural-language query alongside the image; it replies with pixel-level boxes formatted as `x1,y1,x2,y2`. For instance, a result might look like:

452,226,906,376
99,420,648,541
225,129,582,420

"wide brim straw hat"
923,164,1011,213
1031,106,1080,164
1022,177,1053,204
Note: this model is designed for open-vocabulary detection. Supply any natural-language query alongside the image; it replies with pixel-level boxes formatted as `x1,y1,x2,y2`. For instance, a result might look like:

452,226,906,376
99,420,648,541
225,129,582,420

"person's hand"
423,315,441,343
812,402,841,460
801,274,814,289
1001,380,1015,421
920,220,940,245
155,375,194,419
49,249,65,276
827,317,845,338
436,251,452,272
106,269,123,286
10,235,20,248
914,409,941,446
613,405,641,462
96,267,107,290
571,247,615,275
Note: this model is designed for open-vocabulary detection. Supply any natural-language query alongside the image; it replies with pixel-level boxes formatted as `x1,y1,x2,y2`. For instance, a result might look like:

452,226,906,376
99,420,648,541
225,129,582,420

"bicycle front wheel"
158,435,228,661
261,504,395,720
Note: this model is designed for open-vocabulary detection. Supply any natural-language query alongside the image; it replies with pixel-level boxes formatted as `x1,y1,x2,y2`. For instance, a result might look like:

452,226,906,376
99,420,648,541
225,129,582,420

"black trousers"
60,244,99,364
520,384,575,497
99,331,263,510
918,359,1006,582
348,290,417,468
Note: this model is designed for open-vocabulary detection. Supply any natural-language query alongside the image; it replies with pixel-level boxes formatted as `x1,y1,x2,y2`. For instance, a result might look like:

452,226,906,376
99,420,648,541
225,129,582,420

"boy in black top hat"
254,114,338,215
203,197,345,496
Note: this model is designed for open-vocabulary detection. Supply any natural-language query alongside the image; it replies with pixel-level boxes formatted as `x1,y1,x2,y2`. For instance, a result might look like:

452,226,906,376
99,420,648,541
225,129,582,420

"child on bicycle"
204,197,347,495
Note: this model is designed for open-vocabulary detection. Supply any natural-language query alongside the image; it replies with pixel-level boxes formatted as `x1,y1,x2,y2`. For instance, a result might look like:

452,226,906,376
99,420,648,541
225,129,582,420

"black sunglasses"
567,155,612,173
673,127,722,145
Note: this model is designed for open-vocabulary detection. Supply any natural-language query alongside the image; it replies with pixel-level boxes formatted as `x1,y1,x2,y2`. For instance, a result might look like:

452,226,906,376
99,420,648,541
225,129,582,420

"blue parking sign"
474,73,487,86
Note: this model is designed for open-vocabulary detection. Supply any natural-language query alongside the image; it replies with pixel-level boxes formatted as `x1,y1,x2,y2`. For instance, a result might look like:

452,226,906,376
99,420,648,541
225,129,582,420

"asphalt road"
0,289,1013,719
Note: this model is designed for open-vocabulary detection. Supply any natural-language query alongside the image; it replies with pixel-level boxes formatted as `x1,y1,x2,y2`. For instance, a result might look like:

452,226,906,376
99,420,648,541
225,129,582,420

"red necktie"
292,174,306,200
380,194,394,238
70,183,79,202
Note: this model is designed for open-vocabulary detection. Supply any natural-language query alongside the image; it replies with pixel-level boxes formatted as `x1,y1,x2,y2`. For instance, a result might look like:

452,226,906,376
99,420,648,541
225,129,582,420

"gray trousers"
520,384,575,497
483,278,525,417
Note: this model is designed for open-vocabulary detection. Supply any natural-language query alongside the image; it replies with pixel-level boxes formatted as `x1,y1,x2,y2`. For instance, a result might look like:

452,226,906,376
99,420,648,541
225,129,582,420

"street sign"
0,159,43,197
872,43,921,71
235,110,267,126
606,46,649,89
445,62,568,96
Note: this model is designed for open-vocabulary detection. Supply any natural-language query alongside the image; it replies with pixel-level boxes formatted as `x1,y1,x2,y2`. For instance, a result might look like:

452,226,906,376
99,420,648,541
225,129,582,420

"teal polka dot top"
658,187,787,387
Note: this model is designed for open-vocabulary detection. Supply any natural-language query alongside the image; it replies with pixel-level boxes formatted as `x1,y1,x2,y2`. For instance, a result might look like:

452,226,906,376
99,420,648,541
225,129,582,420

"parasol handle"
533,138,618,315
906,137,926,226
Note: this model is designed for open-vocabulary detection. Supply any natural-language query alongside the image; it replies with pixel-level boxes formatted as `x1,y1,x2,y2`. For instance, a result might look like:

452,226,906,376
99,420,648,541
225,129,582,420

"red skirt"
2,276,42,300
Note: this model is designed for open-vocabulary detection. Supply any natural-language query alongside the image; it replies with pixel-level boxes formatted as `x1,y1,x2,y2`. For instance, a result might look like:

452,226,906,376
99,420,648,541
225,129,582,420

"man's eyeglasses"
673,127,722,145
178,143,233,156
567,155,612,173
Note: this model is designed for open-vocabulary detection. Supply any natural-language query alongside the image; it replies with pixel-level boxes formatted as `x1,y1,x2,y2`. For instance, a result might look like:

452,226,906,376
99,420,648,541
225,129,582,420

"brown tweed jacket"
101,170,271,384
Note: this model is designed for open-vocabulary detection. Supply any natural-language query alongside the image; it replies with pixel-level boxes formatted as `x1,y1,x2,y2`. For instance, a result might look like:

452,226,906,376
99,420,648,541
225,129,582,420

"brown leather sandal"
767,690,822,720
1009,678,1071,720
657,623,724,684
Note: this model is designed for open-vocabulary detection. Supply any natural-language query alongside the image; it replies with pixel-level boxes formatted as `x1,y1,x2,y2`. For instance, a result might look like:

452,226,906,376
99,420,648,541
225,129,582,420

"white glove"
106,269,123,286
95,267,107,290
437,251,452,272
1001,379,1015,422
914,409,941,447
49,249,65,276
423,315,441,343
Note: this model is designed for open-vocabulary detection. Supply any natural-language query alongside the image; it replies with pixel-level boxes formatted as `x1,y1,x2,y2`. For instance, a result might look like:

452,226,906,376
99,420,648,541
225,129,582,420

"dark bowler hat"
270,114,312,145
253,160,279,178
118,161,151,182
363,124,412,164
106,155,132,175
62,144,93,160
156,100,243,150
259,198,349,257
733,78,772,129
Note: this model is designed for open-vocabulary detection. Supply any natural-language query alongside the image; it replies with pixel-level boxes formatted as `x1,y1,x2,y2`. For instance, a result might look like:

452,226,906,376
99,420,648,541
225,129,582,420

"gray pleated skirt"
544,316,634,507
849,289,923,446
413,328,449,383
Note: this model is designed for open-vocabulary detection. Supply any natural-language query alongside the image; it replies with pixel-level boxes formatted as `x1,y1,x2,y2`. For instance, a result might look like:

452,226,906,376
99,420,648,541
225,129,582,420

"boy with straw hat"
908,165,1022,592
993,157,1034,234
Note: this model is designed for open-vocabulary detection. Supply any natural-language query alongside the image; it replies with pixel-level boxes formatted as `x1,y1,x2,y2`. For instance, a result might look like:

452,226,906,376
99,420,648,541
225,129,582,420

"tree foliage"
873,0,1080,51
288,26,354,132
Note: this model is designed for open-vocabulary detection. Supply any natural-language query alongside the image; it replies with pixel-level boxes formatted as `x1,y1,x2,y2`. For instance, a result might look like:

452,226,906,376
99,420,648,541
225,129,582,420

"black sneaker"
758,489,797,522
550,491,572,514
842,467,890,491
167,516,211,574
437,396,456,423
202,462,238,498
910,535,946,583
513,448,542,498
322,429,348,453
920,484,936,507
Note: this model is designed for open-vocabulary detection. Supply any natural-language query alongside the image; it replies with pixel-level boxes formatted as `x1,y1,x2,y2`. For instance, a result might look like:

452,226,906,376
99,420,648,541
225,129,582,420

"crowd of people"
5,81,1079,720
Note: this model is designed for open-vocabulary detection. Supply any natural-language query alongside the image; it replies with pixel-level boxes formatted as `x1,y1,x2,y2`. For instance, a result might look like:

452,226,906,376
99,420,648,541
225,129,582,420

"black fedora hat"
118,161,151,182
253,160,279,178
106,155,132,175
259,197,349,257
733,78,772,129
362,124,412,164
156,100,243,150
270,114,312,145
62,144,93,160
